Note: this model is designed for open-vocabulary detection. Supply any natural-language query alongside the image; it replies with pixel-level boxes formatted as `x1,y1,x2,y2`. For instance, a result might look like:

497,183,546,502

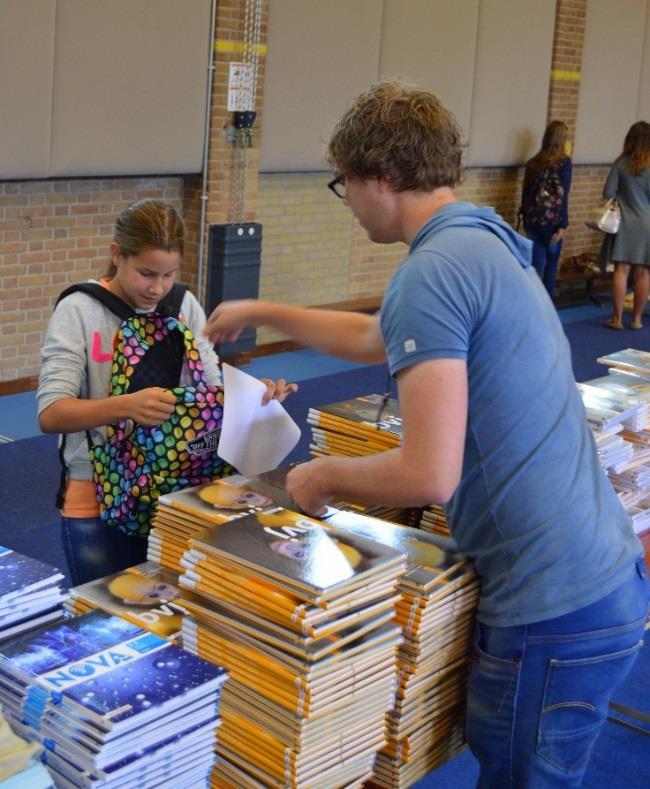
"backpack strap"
156,283,188,318
56,282,135,320
56,282,188,319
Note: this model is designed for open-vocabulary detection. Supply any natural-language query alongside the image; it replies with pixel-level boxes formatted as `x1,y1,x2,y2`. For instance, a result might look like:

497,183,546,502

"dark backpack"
520,164,564,228
55,283,228,535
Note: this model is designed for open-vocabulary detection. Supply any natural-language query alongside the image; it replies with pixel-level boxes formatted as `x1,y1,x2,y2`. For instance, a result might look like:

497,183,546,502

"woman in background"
602,121,650,330
520,120,572,298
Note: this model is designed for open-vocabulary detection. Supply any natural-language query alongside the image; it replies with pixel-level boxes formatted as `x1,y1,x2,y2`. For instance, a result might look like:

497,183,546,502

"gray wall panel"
574,0,647,165
0,0,55,179
636,2,650,122
378,0,479,142
467,0,555,167
260,0,382,172
50,0,211,177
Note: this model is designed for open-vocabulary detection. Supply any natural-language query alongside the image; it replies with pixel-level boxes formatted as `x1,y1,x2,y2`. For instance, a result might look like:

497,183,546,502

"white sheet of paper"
217,363,301,477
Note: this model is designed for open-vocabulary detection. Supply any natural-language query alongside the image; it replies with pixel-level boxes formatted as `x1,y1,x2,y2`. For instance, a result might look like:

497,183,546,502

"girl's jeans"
62,516,148,586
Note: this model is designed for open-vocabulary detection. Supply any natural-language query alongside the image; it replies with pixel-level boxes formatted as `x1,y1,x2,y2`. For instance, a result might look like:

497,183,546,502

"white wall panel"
636,2,650,122
574,0,647,164
260,0,382,172
467,0,555,167
50,0,211,177
379,0,479,143
0,0,55,179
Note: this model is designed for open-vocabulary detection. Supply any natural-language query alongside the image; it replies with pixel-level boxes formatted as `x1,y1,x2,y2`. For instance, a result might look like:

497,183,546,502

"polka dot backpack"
55,282,229,536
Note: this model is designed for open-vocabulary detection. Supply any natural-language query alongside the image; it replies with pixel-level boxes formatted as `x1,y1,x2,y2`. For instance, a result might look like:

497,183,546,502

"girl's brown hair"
523,121,569,187
622,121,650,175
106,199,184,279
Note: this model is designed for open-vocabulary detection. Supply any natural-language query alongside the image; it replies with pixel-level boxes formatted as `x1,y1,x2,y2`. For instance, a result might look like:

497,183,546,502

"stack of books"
64,561,202,644
418,504,451,538
307,394,402,459
0,610,227,788
307,395,445,531
584,371,650,430
177,509,406,788
576,382,647,432
581,352,650,535
596,348,650,377
590,423,634,473
148,474,294,573
324,508,478,787
0,547,66,642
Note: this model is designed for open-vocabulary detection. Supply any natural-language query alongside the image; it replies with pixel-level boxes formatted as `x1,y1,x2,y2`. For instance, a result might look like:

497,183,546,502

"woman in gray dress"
603,121,650,330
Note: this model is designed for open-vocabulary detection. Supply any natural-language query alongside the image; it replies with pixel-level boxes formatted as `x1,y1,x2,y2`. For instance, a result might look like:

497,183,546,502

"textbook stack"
417,505,451,538
308,393,402,458
583,349,650,535
0,547,66,643
307,395,443,531
324,509,478,787
147,474,293,573
64,561,202,644
176,509,406,788
0,610,226,788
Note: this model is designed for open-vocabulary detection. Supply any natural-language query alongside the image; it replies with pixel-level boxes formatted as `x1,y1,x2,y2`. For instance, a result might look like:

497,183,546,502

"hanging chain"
229,0,263,225
250,0,263,106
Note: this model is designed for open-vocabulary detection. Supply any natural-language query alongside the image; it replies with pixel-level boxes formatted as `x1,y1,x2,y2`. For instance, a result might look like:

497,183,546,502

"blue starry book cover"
0,546,64,602
54,640,226,732
0,611,146,684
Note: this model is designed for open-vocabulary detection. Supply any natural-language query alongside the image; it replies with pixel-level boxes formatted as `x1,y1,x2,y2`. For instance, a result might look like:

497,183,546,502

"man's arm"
204,299,387,364
286,358,468,514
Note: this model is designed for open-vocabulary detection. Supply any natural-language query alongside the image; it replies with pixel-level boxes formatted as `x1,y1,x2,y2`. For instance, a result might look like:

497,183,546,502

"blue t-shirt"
381,202,641,626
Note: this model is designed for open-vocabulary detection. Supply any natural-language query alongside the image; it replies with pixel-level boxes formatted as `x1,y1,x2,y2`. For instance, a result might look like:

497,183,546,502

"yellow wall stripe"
550,70,581,81
215,40,267,55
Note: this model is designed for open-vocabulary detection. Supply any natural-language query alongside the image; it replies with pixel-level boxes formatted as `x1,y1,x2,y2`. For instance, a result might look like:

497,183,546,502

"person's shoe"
630,322,643,330
604,318,623,330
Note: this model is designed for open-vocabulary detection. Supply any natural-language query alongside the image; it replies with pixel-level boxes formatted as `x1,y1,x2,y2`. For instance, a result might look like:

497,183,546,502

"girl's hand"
551,228,566,245
260,378,299,405
126,387,177,425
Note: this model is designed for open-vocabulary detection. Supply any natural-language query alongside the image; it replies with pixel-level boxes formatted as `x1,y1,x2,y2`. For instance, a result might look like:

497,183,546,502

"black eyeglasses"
327,175,346,199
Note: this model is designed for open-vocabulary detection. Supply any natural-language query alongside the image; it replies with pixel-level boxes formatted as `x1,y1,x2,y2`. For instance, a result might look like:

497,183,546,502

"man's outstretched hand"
204,300,255,344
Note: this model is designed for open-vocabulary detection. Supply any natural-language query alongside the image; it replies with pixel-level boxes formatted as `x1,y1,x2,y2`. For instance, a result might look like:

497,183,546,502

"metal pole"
197,0,218,306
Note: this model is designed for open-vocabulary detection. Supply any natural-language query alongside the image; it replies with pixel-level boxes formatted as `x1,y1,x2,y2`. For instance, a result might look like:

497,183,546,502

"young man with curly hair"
205,81,648,787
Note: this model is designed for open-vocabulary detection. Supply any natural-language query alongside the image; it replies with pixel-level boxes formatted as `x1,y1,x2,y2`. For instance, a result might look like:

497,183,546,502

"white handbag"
587,199,621,234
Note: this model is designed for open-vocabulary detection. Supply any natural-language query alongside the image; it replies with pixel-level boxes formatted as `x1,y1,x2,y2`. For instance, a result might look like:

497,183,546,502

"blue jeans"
62,516,148,586
466,557,649,788
525,226,563,297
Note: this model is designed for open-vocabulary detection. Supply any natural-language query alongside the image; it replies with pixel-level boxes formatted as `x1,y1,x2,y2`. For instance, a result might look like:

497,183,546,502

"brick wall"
547,0,586,134
0,178,184,383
